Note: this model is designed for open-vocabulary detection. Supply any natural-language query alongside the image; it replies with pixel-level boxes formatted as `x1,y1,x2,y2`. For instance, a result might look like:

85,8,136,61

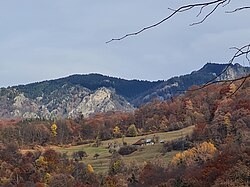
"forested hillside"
0,77,249,186
0,63,249,119
14,73,162,101
132,63,250,105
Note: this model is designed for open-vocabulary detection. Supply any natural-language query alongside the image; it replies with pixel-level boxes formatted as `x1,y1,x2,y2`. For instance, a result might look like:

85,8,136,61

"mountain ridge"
132,63,250,106
0,63,249,119
13,73,163,101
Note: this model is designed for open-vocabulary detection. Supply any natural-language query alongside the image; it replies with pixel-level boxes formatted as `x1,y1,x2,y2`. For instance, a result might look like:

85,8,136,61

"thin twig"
106,1,250,94
188,73,250,92
223,0,231,7
196,5,208,17
226,6,250,13
228,75,249,97
106,0,227,43
188,44,250,92
190,1,226,26
168,6,193,13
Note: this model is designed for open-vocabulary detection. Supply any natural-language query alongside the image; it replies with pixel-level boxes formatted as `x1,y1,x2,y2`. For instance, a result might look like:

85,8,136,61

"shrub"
118,146,137,155
162,138,193,153
72,150,88,160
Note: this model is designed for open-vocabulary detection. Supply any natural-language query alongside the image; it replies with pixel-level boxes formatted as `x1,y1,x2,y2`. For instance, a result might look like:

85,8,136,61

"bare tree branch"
191,44,250,90
222,0,231,7
107,1,250,94
168,7,193,13
187,73,250,92
188,44,250,92
106,0,229,43
196,5,208,17
228,74,249,96
247,45,250,62
190,1,226,26
226,6,250,13
230,44,250,63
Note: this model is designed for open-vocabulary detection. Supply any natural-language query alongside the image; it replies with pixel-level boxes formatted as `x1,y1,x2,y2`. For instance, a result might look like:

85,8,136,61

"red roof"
132,138,145,145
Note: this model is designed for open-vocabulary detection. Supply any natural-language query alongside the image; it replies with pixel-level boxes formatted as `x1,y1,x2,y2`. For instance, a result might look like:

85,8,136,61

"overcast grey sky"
0,0,249,87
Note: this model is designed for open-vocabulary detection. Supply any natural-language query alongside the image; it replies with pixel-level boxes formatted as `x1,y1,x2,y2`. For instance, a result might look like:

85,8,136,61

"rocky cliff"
0,63,249,119
131,63,250,106
0,86,133,119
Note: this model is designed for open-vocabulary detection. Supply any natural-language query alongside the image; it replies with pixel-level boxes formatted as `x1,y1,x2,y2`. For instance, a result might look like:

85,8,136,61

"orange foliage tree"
171,141,217,167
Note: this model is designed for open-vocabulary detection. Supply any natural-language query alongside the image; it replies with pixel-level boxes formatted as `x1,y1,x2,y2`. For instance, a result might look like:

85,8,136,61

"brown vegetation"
0,78,250,186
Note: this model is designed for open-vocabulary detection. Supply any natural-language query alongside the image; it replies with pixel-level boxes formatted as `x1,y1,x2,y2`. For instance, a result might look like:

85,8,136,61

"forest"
0,78,249,186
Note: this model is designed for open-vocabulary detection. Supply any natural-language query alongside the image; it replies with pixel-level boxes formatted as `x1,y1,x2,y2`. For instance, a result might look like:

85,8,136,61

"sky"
0,0,250,87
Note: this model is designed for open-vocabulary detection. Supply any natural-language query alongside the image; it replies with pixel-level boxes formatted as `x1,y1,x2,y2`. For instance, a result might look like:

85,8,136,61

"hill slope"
132,63,250,106
0,63,249,119
0,86,134,119
14,73,162,101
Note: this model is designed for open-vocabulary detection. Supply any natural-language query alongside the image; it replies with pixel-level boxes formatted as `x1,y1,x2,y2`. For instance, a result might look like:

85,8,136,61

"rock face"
216,63,249,80
68,87,133,118
0,63,249,119
131,63,250,106
0,86,134,119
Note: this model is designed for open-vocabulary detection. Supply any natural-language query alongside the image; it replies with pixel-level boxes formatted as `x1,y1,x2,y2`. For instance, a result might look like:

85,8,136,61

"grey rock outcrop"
0,86,134,119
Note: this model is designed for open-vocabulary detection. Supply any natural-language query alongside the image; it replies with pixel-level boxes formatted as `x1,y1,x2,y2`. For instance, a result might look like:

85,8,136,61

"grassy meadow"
53,125,194,174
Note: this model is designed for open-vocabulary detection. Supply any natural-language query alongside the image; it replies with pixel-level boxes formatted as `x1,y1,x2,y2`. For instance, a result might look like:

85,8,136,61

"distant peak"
233,63,242,67
203,62,225,67
192,62,248,78
198,63,226,74
203,62,243,68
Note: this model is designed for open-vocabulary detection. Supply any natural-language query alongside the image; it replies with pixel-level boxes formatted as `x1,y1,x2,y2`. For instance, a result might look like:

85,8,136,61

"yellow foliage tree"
127,124,138,137
87,164,94,173
113,126,121,138
228,83,237,95
171,141,217,167
224,112,235,143
35,156,48,167
224,112,231,126
185,99,193,110
51,123,57,137
44,172,52,183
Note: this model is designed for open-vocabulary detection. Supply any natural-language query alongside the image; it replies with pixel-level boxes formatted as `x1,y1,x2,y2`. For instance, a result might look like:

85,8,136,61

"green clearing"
55,125,194,174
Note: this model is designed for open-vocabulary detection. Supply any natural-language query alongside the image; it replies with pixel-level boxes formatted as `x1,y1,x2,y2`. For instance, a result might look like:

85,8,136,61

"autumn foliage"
171,141,217,167
0,78,250,186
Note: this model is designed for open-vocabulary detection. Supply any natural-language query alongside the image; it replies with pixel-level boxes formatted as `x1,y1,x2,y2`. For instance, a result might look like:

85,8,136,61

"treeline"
0,143,101,186
15,73,162,101
0,78,250,186
1,79,250,148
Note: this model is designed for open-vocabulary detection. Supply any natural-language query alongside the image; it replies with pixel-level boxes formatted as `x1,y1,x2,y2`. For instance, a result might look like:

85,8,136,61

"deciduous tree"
126,124,138,137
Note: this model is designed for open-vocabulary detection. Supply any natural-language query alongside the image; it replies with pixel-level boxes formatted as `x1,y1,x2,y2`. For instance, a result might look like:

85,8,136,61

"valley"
47,125,194,173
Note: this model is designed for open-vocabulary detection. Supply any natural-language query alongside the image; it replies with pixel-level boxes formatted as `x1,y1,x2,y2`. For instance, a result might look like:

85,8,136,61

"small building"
145,139,154,145
132,138,145,147
160,140,165,144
